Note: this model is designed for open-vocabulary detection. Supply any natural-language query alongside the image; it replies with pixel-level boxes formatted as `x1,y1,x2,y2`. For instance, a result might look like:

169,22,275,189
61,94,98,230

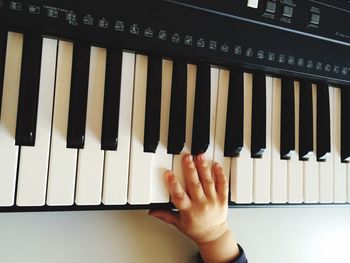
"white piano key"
271,77,288,203
204,67,219,166
102,52,135,205
287,81,303,204
213,69,231,176
333,87,347,203
348,163,350,203
16,38,57,206
172,64,196,188
319,86,334,203
346,163,350,203
0,32,22,206
231,73,253,204
46,41,77,206
303,84,319,203
128,55,153,204
151,59,173,203
75,46,106,205
253,76,272,204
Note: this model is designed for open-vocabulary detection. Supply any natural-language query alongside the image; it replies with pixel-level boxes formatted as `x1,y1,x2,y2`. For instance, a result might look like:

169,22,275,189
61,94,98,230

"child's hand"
149,154,229,244
149,154,240,263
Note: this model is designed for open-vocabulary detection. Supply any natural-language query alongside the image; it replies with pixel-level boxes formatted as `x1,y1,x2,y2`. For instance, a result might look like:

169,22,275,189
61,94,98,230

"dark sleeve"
197,244,247,263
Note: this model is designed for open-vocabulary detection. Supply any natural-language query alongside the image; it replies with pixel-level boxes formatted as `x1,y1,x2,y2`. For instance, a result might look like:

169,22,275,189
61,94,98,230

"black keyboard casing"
1,0,350,85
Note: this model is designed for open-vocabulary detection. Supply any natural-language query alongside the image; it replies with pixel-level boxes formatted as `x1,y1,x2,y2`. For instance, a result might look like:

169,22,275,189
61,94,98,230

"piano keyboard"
0,30,350,212
1,0,350,211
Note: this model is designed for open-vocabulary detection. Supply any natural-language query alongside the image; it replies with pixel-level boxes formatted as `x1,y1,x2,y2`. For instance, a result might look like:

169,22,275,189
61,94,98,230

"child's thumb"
148,210,179,228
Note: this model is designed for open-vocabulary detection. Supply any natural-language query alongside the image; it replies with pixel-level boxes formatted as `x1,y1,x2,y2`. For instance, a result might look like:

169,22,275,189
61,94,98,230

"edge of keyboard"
1,202,349,213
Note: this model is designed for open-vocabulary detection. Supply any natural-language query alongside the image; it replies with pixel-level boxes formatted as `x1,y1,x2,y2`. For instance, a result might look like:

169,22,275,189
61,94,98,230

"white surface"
102,52,135,205
204,67,219,167
16,38,57,206
128,55,153,204
253,76,272,204
213,69,230,176
0,32,22,206
75,46,106,206
270,78,287,203
333,87,347,203
150,59,172,203
287,81,303,203
304,85,319,203
46,40,77,206
172,64,196,188
318,86,333,203
0,207,350,263
231,73,253,204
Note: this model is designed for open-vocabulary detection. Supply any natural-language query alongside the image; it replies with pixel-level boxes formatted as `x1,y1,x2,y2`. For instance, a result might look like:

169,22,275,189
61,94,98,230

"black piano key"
167,59,187,154
15,34,43,146
316,83,331,161
66,43,91,149
341,87,350,162
224,68,244,157
0,30,7,113
299,80,313,160
143,55,162,153
251,72,266,158
191,62,211,155
101,49,123,151
280,77,295,160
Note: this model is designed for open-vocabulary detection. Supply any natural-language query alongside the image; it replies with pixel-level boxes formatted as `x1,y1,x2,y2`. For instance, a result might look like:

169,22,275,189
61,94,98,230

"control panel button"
310,13,320,25
283,5,294,17
247,0,259,8
266,1,276,13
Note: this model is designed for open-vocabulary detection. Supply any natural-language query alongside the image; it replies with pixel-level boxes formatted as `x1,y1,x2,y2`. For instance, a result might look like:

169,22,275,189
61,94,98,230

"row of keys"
0,31,350,207
231,76,349,204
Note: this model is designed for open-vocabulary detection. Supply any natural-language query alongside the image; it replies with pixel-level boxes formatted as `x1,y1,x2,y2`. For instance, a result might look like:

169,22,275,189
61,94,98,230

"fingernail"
214,162,222,171
198,154,205,161
186,155,193,163
164,170,173,176
165,171,174,181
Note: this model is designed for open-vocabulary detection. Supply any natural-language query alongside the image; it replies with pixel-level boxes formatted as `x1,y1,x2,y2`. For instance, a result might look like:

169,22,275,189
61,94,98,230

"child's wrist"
196,222,230,246
197,225,240,263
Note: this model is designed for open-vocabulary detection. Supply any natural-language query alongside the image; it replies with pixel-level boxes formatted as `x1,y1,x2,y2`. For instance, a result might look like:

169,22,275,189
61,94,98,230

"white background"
1,207,350,263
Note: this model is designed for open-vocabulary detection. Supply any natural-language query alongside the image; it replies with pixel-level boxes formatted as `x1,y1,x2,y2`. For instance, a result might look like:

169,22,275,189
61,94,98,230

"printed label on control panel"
2,0,349,84
29,5,40,15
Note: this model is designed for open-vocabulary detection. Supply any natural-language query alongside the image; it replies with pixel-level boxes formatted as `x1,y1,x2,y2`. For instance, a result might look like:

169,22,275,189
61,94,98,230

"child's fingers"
195,154,216,198
182,155,206,201
213,163,229,202
164,171,191,211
